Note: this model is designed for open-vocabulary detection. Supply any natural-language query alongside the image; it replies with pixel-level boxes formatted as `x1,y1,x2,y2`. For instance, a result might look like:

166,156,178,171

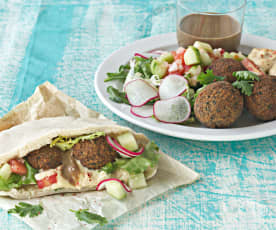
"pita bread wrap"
0,116,158,199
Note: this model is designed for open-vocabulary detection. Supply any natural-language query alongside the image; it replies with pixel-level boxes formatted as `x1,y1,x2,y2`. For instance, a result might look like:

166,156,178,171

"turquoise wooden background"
0,0,275,229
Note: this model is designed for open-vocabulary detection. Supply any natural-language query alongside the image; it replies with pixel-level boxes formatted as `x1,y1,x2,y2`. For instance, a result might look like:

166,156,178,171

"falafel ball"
26,145,63,170
194,81,244,128
245,75,276,121
209,58,245,82
72,136,118,169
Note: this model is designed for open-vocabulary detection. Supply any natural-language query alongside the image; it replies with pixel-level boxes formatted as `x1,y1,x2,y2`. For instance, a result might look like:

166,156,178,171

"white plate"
95,33,276,141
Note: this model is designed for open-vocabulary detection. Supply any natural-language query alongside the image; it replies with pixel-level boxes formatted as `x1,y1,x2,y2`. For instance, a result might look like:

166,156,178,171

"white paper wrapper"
0,82,199,229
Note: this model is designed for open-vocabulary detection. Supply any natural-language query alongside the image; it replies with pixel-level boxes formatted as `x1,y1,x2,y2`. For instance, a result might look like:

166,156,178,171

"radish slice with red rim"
112,138,144,156
134,53,149,59
105,136,144,158
153,96,191,123
130,105,153,118
124,79,158,107
96,178,132,192
159,74,188,100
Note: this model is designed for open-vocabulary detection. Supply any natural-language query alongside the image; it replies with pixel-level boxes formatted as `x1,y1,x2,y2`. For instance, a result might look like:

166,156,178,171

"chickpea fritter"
72,136,118,169
26,145,63,170
209,58,245,82
245,75,276,121
194,81,244,128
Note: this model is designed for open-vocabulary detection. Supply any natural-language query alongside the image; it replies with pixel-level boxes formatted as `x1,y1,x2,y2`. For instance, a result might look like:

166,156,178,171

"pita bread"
0,116,158,199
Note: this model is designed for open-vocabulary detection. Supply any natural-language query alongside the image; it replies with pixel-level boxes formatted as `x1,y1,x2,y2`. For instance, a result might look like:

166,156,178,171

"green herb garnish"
8,202,43,218
104,63,130,82
232,71,260,96
70,209,108,226
197,69,225,85
106,86,129,104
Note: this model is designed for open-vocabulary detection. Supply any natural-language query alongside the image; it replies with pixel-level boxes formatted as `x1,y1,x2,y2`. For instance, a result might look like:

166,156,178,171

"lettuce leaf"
0,161,37,191
101,141,160,175
51,132,105,151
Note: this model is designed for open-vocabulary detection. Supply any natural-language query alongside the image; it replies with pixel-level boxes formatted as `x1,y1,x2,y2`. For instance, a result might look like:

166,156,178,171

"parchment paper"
0,82,200,230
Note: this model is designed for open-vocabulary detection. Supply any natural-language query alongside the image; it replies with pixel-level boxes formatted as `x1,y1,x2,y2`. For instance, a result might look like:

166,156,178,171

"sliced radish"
124,79,158,107
130,105,153,118
159,74,188,100
105,136,144,158
96,178,132,192
134,53,149,59
148,50,165,55
153,96,191,123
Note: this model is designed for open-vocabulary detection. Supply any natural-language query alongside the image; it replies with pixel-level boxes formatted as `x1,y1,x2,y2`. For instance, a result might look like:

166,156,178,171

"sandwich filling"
0,132,160,192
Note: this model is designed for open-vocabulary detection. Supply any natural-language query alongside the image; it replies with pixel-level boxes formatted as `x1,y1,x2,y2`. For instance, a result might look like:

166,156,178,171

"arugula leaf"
104,64,130,82
197,69,225,85
232,81,254,96
232,71,260,81
8,202,43,218
106,86,130,104
134,56,153,79
0,162,37,191
70,209,108,226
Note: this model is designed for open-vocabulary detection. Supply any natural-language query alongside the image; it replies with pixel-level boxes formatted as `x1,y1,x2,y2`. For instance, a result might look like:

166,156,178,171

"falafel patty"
26,145,63,170
209,58,245,82
72,136,118,169
245,75,276,121
194,81,244,128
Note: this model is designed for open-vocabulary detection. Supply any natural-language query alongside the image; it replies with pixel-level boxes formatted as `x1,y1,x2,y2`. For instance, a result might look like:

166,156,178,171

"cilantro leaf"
104,64,130,82
197,69,225,85
70,209,108,226
8,202,43,218
232,71,260,81
232,81,254,96
106,86,129,104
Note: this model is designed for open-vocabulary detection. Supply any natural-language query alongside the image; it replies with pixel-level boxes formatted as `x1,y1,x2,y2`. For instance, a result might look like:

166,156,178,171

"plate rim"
95,32,276,141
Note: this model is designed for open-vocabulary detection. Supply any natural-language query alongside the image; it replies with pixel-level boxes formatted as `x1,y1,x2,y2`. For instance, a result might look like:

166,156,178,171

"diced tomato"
241,58,265,75
183,64,192,73
37,173,58,189
8,159,27,175
220,49,225,55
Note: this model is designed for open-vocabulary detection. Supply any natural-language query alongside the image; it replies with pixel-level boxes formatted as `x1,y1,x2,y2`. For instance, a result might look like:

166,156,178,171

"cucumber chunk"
0,163,12,180
187,65,202,76
184,46,201,65
158,52,174,64
117,132,138,151
128,173,147,189
193,41,213,52
199,49,212,66
150,59,168,78
105,180,127,200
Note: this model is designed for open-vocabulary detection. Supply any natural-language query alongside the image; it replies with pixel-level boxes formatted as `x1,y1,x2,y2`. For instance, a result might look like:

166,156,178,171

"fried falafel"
26,145,63,170
245,75,276,121
72,136,118,169
209,58,245,82
194,81,244,128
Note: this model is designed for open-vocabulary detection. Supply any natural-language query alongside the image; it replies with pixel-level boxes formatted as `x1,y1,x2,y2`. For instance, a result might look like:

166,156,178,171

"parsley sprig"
232,71,260,96
197,69,225,85
70,209,108,226
8,202,43,218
